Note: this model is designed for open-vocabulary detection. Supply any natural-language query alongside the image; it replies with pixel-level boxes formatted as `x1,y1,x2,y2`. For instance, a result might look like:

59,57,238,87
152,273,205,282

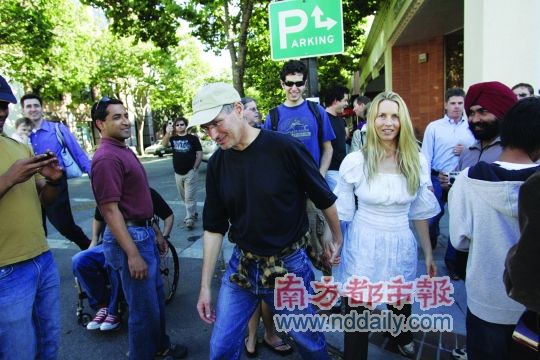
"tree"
81,0,181,50
92,32,210,154
0,0,100,103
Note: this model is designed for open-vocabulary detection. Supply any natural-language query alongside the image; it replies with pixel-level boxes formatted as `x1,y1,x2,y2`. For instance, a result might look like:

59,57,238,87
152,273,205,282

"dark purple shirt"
91,137,153,219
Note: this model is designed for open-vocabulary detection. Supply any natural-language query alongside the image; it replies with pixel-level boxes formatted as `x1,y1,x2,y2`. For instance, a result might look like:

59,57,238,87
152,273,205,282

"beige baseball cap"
189,82,241,128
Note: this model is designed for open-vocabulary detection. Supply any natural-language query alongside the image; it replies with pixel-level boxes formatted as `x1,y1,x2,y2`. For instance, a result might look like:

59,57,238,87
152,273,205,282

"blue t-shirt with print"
263,101,335,166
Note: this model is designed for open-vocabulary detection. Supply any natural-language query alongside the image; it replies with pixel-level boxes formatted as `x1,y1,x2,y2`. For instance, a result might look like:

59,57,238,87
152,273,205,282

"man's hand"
322,224,342,266
197,287,216,324
156,234,168,255
2,153,59,187
438,172,450,191
39,151,63,181
127,253,148,280
453,144,464,156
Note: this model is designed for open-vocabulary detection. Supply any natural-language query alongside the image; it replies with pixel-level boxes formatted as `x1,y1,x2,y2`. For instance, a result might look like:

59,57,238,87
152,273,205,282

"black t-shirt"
169,134,202,175
203,129,336,256
327,113,347,171
94,188,173,221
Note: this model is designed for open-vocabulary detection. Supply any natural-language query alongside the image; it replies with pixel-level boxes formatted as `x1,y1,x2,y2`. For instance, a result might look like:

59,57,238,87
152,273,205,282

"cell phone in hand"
449,171,460,186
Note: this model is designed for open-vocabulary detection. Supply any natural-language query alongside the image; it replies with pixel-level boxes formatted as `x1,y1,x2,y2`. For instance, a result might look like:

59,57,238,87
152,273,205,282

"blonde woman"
334,92,439,359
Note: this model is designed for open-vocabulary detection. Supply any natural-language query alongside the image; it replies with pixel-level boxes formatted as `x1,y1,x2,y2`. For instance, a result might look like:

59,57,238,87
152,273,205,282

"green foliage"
82,0,181,49
0,0,96,101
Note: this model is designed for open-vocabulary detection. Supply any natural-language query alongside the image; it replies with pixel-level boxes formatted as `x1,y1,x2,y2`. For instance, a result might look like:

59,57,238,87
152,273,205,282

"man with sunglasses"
161,117,202,230
90,98,187,359
21,92,92,250
263,60,336,276
263,60,334,173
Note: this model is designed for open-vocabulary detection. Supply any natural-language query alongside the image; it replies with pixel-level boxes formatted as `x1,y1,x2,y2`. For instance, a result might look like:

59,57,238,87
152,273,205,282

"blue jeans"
103,226,169,360
325,170,339,191
210,247,330,360
72,244,120,315
466,308,515,360
0,250,60,360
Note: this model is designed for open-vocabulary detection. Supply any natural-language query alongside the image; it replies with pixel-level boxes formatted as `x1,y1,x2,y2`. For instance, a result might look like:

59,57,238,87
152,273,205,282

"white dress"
334,151,440,291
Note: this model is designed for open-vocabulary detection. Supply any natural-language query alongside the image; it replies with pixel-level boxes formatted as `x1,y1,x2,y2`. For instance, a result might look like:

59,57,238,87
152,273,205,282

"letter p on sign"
278,10,308,49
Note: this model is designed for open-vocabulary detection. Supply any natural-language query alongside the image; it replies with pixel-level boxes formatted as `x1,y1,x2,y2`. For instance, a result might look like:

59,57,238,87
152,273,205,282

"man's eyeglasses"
0,101,9,110
283,80,306,88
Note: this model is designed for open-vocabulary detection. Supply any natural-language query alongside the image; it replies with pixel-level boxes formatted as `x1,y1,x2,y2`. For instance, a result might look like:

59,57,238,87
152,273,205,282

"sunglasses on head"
283,80,306,88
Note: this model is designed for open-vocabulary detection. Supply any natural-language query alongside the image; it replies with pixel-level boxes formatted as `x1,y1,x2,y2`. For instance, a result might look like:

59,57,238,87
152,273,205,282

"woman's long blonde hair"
361,91,421,195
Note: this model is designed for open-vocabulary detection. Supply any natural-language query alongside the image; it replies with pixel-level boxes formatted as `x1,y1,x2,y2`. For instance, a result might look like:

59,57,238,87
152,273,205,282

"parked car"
144,141,172,157
201,139,218,162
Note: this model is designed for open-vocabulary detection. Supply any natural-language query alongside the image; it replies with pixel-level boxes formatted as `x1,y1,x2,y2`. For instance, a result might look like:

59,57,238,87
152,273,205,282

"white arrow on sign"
311,6,337,30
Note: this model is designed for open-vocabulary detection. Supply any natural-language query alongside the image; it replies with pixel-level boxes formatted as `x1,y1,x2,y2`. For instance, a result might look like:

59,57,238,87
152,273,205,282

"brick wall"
392,37,445,139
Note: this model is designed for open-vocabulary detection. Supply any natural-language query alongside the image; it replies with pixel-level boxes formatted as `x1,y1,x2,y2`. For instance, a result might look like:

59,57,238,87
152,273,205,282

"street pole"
303,57,319,98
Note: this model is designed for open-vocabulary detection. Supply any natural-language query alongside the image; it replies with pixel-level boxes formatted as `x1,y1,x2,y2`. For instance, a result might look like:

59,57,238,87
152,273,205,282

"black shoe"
397,341,416,358
244,337,258,358
156,343,188,359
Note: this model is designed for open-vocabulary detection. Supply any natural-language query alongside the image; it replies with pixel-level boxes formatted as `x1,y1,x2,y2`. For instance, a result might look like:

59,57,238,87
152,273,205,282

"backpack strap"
306,100,324,155
269,107,279,131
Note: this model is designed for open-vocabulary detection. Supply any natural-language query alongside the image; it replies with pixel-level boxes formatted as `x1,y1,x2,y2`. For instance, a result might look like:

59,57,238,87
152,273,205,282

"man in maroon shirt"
90,97,187,360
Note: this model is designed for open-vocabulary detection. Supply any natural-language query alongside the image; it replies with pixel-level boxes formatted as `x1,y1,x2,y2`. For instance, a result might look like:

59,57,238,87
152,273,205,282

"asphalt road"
52,155,309,360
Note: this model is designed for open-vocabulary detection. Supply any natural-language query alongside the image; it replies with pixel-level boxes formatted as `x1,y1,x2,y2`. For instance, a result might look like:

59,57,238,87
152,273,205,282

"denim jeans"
102,225,169,360
325,170,339,192
72,244,120,315
210,247,330,360
466,308,515,360
175,169,199,220
0,250,60,360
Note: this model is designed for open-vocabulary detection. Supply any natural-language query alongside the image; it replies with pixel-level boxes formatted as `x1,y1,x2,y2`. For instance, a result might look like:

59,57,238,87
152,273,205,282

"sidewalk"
209,209,466,359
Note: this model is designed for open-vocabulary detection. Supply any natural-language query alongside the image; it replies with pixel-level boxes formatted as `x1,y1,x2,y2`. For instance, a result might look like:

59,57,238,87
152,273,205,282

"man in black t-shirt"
191,82,343,359
162,117,202,230
323,85,349,191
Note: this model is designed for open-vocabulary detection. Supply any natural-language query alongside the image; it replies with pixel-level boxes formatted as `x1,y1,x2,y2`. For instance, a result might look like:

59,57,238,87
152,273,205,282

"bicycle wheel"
160,240,179,304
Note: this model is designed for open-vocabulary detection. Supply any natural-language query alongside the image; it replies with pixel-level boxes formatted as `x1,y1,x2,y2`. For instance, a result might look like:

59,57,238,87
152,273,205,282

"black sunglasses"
0,101,8,110
283,80,306,88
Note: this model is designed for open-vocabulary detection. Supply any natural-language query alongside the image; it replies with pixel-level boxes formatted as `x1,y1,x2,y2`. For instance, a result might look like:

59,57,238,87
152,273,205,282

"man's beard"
469,120,500,141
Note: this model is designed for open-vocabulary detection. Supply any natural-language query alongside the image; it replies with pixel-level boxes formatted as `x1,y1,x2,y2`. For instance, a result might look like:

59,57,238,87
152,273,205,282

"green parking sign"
269,0,344,61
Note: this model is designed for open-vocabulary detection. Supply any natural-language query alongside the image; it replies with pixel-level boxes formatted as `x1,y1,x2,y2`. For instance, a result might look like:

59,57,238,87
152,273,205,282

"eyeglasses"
0,101,8,110
516,93,529,98
283,80,306,88
176,123,186,127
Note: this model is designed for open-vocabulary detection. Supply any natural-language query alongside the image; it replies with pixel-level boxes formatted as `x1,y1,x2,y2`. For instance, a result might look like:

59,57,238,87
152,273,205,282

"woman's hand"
425,256,437,277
